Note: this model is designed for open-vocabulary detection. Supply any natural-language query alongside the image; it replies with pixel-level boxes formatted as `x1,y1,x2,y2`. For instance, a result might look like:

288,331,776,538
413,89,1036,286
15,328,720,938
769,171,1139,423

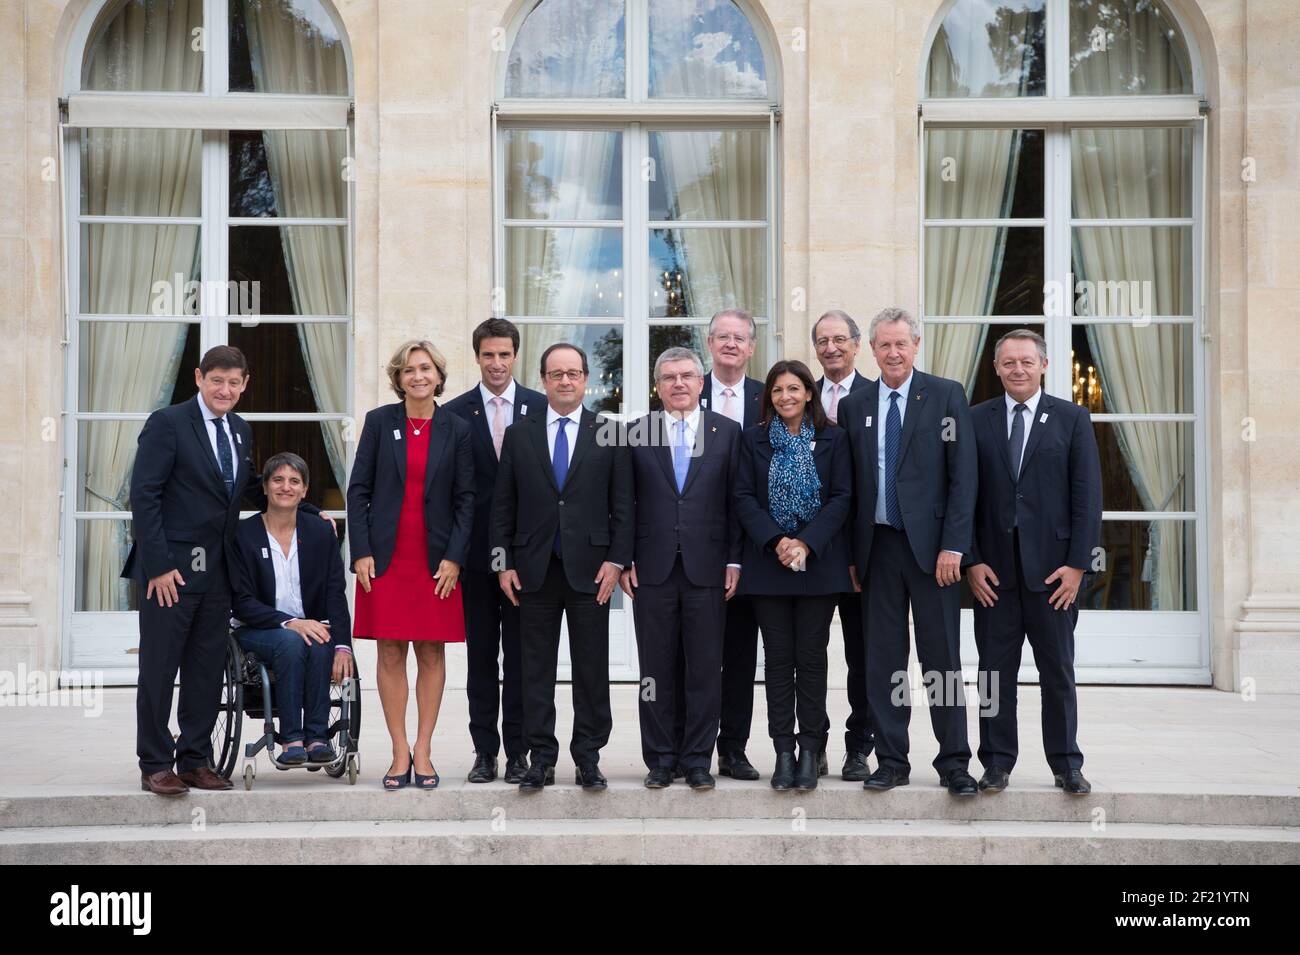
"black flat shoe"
518,763,554,792
794,749,819,791
940,768,978,797
978,767,1010,792
770,752,797,790
467,752,497,783
1055,769,1091,795
685,768,715,791
718,750,760,781
842,751,871,782
575,763,607,791
863,765,909,791
645,767,673,788
504,755,528,784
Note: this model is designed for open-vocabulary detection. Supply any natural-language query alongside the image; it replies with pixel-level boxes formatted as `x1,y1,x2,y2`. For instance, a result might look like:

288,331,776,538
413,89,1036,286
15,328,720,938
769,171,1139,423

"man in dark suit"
838,307,979,796
123,345,323,795
445,319,547,785
967,329,1101,796
811,309,874,781
621,347,742,790
491,342,634,792
698,308,764,780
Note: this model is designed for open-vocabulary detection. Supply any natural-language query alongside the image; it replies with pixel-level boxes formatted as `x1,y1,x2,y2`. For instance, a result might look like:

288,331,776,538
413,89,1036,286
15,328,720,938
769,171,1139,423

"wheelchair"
210,631,361,790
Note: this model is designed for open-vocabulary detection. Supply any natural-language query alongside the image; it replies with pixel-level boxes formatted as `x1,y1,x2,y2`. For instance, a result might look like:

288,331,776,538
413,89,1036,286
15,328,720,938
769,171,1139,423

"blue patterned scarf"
767,416,822,533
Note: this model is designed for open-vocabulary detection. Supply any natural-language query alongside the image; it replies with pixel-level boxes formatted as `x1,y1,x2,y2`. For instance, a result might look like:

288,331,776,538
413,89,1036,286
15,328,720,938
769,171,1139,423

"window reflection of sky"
649,0,767,98
505,0,627,97
930,0,1045,97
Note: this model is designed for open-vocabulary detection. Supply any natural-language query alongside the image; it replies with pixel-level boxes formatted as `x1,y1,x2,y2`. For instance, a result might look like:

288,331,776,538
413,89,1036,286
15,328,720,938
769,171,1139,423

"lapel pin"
810,440,817,451
520,405,528,415
1040,412,1049,423
864,416,872,427
473,409,480,416
393,429,402,440
261,547,269,559
235,432,242,445
711,426,717,432
701,398,709,407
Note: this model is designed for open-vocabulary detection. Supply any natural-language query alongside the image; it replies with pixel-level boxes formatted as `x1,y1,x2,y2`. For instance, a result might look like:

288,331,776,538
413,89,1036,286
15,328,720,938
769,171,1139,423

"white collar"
197,393,225,423
712,373,745,396
880,371,914,401
547,404,581,427
1005,389,1042,417
662,404,702,434
824,369,857,393
264,522,298,560
480,378,517,408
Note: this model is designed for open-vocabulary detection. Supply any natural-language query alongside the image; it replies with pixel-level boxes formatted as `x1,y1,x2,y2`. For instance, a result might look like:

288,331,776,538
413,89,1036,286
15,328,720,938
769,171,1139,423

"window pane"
649,130,767,221
649,228,765,318
80,224,201,315
227,321,347,414
76,520,137,611
1071,128,1192,219
925,129,1042,219
77,420,145,513
648,322,768,406
648,0,768,98
79,322,193,412
81,128,201,217
924,227,1043,316
925,0,1046,98
1071,323,1192,413
249,419,346,509
82,0,203,92
515,324,624,414
505,0,626,98
229,225,348,316
1069,0,1192,95
504,130,623,220
229,0,348,95
1091,421,1193,512
230,130,348,218
505,227,624,317
927,322,1044,401
1085,520,1196,610
1071,226,1191,316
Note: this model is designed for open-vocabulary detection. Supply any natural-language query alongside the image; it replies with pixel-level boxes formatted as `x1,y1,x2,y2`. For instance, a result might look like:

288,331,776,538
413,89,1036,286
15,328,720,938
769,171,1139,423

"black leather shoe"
504,755,528,784
940,768,978,797
794,749,819,791
770,752,797,790
518,763,554,792
685,768,715,791
575,763,607,791
718,750,760,781
842,751,871,782
863,765,909,791
467,752,497,783
645,767,673,788
817,750,829,777
1055,769,1091,795
978,767,1010,792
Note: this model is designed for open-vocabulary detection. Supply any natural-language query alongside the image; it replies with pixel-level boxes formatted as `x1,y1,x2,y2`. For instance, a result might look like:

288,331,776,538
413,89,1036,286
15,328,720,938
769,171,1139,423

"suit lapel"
465,388,492,455
423,409,450,497
990,400,1016,485
681,412,718,495
651,414,678,492
529,413,560,494
189,402,231,499
388,404,407,486
564,408,598,486
861,379,880,479
896,376,926,465
1017,394,1053,479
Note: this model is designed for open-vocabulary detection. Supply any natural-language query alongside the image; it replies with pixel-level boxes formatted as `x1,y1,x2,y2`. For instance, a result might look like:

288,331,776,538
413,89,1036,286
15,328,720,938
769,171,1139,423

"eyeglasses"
656,372,700,385
814,335,857,350
544,369,585,382
710,333,751,346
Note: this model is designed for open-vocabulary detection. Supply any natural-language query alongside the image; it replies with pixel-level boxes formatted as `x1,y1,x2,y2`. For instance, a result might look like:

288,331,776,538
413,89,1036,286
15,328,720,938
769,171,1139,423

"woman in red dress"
347,340,474,789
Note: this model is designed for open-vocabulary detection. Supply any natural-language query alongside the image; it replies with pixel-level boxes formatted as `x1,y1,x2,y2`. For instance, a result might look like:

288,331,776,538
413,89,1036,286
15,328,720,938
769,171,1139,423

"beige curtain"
1069,0,1189,96
79,0,204,612
243,0,350,488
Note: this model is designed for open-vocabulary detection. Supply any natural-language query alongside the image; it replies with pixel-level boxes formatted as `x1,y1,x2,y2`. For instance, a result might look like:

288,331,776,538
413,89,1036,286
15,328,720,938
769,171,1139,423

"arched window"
920,0,1206,680
62,0,354,677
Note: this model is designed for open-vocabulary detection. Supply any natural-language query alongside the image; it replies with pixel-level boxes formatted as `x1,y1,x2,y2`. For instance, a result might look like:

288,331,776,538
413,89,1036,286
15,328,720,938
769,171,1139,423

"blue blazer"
229,513,353,649
345,402,475,576
443,381,548,573
733,422,853,596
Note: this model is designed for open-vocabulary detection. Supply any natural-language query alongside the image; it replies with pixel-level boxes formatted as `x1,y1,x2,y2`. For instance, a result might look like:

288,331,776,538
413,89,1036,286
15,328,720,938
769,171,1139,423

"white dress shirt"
821,369,857,420
1005,389,1042,439
710,374,747,426
196,394,238,479
875,372,913,525
266,527,306,620
480,378,517,427
546,404,580,467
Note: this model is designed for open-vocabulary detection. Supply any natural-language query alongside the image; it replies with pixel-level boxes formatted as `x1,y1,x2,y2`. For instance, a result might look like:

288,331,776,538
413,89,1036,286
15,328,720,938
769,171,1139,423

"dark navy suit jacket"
701,372,762,428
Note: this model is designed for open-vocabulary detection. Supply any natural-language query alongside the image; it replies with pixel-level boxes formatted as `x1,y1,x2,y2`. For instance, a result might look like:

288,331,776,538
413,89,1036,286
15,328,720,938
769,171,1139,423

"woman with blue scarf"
734,360,853,791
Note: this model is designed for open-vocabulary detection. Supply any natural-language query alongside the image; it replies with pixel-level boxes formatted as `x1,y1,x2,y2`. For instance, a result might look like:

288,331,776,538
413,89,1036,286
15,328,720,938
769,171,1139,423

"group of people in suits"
126,304,1100,800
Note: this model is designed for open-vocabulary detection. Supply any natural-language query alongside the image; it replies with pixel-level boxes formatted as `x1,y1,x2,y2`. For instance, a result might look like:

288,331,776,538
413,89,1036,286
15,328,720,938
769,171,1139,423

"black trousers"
865,526,971,774
633,555,724,771
461,569,525,760
817,590,873,756
716,594,759,756
135,577,232,774
974,534,1083,775
752,595,836,754
518,556,612,767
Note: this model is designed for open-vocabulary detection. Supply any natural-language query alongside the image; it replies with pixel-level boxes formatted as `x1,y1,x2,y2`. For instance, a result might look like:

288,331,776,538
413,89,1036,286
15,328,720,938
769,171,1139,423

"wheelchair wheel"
210,634,244,779
325,674,361,779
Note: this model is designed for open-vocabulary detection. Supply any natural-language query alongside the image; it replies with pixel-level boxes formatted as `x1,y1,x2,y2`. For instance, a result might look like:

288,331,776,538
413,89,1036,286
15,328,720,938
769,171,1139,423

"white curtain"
1069,0,1189,96
505,0,626,98
243,0,350,488
79,0,204,612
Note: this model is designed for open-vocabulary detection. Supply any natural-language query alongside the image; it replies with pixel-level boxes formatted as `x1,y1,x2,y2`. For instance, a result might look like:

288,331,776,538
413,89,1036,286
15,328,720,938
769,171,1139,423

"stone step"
3,817,1297,865
3,781,1297,829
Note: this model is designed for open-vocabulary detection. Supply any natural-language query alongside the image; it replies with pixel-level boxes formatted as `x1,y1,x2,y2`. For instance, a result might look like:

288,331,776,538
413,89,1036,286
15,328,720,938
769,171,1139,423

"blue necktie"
213,416,236,500
552,417,570,556
673,419,690,493
884,392,903,530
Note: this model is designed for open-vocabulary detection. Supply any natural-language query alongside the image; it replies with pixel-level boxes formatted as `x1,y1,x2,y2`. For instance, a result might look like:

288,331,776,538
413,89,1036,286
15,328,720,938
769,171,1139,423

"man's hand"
434,559,460,599
848,565,861,593
724,566,740,600
968,563,1000,608
595,562,621,605
498,569,522,607
145,569,185,608
285,618,331,644
619,565,639,599
332,649,354,683
354,556,376,593
320,512,338,534
935,551,962,587
1046,566,1085,610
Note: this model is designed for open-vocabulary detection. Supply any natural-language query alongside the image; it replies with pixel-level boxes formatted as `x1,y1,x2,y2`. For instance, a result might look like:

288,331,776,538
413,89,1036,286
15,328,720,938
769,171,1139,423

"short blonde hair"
387,339,447,398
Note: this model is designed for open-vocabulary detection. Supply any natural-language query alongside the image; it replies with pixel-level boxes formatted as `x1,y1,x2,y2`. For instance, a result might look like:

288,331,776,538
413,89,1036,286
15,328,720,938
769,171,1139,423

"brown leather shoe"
141,770,190,796
177,765,234,791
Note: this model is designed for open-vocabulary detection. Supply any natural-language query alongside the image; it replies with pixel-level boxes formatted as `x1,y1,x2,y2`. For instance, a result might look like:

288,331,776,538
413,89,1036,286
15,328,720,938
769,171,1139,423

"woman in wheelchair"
229,452,354,765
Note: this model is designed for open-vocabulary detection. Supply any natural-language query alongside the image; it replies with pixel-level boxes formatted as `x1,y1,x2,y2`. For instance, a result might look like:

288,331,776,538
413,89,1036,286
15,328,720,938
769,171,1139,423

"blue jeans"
235,627,334,744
